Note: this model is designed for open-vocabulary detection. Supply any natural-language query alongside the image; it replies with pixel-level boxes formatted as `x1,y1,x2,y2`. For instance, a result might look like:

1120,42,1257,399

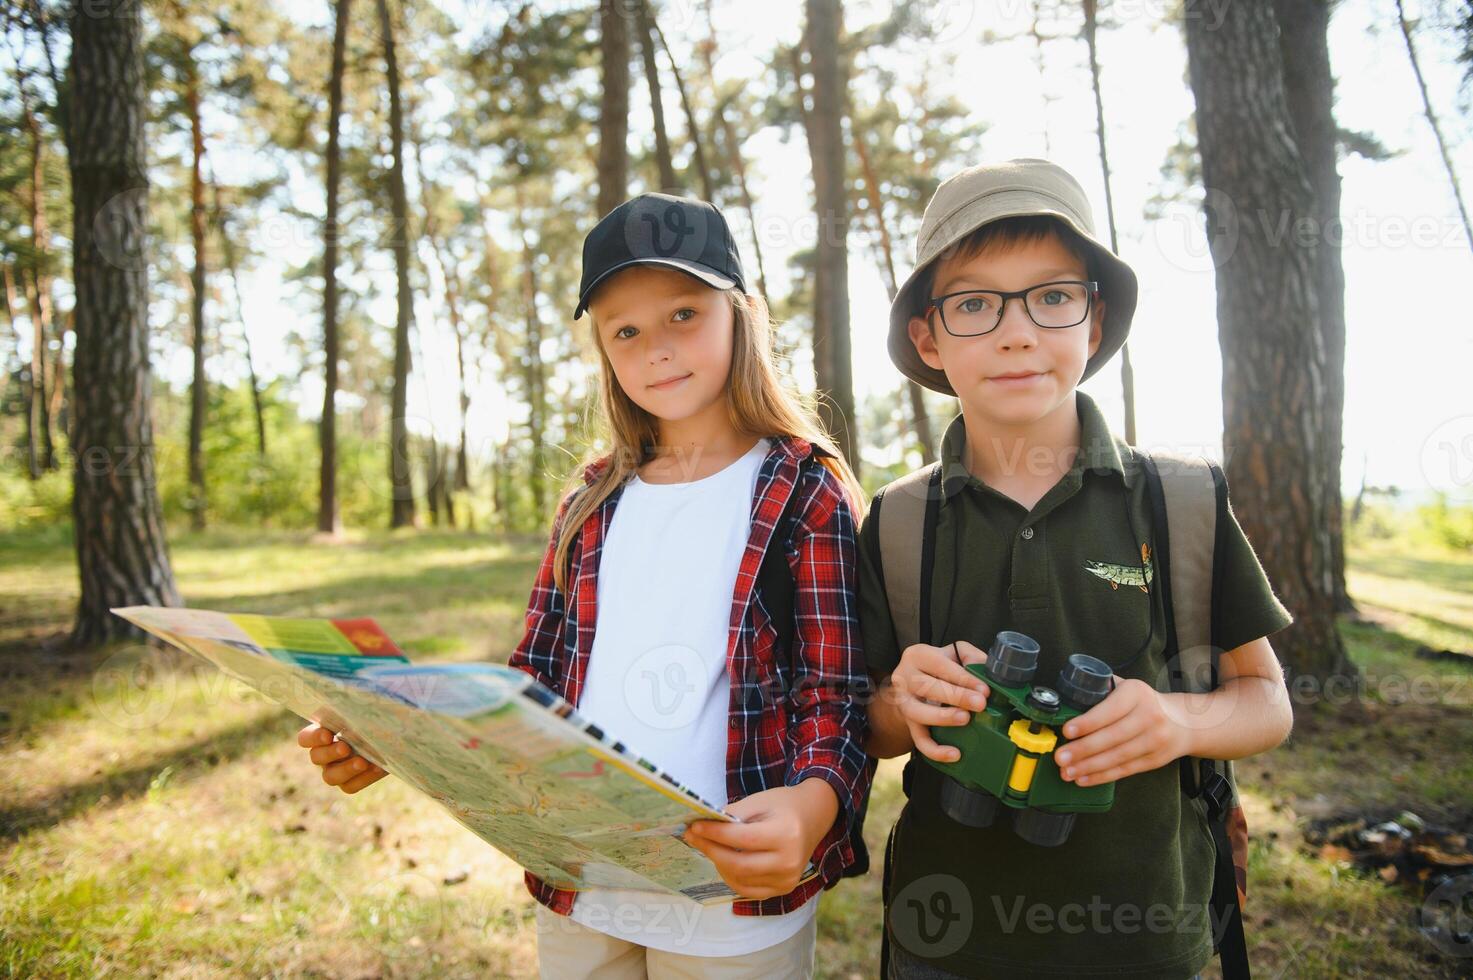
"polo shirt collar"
938,391,1128,501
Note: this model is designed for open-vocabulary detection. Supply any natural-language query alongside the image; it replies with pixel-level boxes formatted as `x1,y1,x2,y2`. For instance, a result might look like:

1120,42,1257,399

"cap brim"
574,258,738,318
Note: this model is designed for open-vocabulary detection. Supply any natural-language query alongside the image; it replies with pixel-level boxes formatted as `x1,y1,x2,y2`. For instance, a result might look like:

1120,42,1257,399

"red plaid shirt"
508,434,874,917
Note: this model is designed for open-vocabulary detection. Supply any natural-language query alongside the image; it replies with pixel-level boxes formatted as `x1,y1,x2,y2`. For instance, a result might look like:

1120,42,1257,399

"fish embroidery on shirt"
1084,542,1153,593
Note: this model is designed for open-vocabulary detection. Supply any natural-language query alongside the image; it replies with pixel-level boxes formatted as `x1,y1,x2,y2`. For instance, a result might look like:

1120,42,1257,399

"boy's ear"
1087,298,1106,358
908,314,945,372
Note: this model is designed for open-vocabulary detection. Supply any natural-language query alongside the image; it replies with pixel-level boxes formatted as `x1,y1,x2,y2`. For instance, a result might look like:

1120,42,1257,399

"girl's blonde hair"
551,288,865,594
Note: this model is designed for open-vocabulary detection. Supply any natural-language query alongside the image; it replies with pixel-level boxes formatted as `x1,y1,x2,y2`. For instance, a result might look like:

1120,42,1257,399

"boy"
860,158,1295,979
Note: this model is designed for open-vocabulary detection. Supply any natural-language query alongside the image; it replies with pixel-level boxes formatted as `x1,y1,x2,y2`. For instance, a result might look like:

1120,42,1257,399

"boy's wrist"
1160,690,1205,760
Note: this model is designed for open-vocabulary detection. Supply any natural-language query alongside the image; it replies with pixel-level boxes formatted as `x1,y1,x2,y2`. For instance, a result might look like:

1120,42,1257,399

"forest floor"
2,525,1470,977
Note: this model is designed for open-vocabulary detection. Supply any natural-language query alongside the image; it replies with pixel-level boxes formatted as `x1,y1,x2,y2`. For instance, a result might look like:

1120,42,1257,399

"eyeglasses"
926,280,1099,337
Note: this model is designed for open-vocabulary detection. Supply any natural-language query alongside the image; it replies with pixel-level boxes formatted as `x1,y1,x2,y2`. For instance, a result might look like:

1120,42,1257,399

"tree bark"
699,5,769,301
319,0,350,535
210,180,268,458
850,117,935,465
65,0,181,644
597,0,631,217
1395,0,1473,253
800,0,858,470
652,18,715,202
407,111,472,495
1275,0,1351,613
20,90,57,473
637,0,677,192
10,262,40,479
513,185,547,520
21,269,52,478
1082,0,1136,446
1183,0,1353,684
377,0,416,529
185,58,209,530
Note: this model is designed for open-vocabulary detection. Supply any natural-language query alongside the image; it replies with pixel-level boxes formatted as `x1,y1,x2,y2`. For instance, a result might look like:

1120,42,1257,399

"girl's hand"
681,779,839,900
1053,678,1193,785
889,641,991,763
297,722,388,794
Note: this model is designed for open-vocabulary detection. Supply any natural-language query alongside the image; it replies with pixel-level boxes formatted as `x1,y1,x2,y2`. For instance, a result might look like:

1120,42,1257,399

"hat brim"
574,258,738,319
887,204,1138,396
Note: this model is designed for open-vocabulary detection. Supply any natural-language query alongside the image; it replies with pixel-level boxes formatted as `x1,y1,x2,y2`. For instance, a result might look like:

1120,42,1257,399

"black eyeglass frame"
925,279,1101,337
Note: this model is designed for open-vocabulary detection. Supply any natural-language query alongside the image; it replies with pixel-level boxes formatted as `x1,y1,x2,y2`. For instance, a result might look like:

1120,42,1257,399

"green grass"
2,525,1470,977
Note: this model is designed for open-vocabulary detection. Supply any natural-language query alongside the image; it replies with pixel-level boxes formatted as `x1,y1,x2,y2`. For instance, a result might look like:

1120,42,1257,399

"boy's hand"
887,641,991,763
297,722,388,794
1053,678,1193,785
681,779,839,900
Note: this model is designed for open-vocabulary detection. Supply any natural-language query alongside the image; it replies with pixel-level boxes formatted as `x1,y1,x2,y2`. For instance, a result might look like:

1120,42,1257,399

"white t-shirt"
568,437,819,956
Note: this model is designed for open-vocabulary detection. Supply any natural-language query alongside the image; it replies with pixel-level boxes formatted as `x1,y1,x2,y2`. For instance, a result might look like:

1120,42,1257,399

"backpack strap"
875,462,943,653
756,444,835,670
1141,451,1251,980
754,442,876,880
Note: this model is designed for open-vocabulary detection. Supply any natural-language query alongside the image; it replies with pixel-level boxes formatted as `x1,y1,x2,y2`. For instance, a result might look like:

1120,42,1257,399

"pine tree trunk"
65,0,181,645
212,181,268,458
377,0,416,529
22,99,57,472
22,270,49,479
12,262,40,479
319,0,350,535
1396,0,1473,253
186,62,208,531
653,19,714,202
1184,0,1354,684
1083,0,1136,446
698,3,769,299
1275,0,1351,613
597,0,631,217
514,191,547,521
801,0,857,470
408,114,471,494
850,120,935,464
637,0,677,192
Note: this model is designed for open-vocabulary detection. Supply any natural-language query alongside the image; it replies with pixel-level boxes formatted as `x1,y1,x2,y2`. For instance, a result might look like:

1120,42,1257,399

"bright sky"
150,0,1473,499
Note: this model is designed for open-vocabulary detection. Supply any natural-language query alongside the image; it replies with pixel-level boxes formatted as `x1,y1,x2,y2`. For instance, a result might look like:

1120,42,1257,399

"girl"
299,192,874,978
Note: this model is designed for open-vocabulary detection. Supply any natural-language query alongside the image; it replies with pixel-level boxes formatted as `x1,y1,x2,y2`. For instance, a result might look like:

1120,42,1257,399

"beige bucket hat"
888,158,1139,395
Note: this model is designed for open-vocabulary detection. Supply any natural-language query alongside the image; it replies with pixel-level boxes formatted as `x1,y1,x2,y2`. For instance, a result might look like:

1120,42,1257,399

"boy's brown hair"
910,214,1102,327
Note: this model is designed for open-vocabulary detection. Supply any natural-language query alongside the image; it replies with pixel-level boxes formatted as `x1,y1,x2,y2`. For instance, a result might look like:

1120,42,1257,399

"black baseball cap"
574,192,747,319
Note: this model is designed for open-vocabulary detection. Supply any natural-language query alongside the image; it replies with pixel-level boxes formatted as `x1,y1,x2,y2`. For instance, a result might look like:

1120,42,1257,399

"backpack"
871,451,1251,980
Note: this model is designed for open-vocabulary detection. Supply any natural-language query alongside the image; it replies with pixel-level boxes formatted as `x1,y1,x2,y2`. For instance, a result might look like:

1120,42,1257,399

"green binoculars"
924,630,1117,846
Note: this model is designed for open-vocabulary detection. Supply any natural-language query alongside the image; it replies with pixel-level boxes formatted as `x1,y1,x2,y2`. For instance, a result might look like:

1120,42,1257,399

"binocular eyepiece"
986,631,1113,712
932,631,1116,847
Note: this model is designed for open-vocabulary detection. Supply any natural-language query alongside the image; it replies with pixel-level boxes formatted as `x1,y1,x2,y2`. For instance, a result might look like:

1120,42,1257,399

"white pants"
534,903,818,979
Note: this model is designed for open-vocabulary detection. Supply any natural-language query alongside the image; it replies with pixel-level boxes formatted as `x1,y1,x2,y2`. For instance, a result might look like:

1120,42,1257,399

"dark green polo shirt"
859,392,1292,979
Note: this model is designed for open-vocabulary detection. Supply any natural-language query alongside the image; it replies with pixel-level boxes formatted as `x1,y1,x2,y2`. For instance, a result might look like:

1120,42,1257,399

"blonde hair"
551,288,865,594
